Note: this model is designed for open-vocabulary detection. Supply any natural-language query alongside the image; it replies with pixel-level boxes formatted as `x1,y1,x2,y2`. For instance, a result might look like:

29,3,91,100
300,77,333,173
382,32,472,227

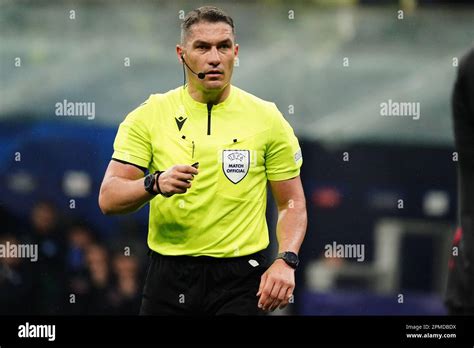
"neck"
187,83,231,104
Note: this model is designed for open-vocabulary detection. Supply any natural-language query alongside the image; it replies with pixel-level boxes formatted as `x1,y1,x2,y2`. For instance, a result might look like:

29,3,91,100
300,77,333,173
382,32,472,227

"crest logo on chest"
222,150,250,184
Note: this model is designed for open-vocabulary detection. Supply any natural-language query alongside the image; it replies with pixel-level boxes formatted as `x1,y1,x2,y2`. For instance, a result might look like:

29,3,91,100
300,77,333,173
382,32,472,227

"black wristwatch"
276,251,299,269
144,171,162,195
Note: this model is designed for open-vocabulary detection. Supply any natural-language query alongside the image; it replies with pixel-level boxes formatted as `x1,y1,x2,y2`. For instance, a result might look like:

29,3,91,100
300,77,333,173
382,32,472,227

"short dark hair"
181,6,235,44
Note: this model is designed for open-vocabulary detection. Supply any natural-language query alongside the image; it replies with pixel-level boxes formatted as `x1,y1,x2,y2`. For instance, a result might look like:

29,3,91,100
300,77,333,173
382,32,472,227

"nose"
207,47,221,66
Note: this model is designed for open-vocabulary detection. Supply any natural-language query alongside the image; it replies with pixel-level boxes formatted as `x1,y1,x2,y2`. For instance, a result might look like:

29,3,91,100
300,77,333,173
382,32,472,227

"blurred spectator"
0,234,34,314
85,244,113,314
108,253,142,315
27,200,67,314
65,222,97,314
66,221,96,273
1,200,147,315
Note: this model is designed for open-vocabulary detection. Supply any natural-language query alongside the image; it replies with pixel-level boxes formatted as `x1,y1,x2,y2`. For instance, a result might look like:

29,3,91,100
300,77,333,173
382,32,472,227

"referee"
99,6,307,315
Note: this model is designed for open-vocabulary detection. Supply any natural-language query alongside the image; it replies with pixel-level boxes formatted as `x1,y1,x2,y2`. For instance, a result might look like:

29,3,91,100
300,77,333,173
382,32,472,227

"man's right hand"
157,164,199,197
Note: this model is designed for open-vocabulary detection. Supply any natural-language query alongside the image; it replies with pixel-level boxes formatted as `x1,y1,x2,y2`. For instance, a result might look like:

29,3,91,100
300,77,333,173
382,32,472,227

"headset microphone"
181,55,206,80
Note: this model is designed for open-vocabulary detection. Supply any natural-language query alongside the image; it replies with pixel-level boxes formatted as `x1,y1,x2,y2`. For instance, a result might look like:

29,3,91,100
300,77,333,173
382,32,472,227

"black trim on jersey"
111,158,147,173
207,103,213,135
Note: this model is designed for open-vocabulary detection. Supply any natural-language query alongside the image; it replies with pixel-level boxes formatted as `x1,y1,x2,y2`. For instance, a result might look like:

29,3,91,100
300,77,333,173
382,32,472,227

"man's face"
179,21,238,91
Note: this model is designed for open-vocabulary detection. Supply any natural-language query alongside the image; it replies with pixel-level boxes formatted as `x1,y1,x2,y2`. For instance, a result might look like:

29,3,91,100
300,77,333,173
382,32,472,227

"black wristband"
154,171,164,195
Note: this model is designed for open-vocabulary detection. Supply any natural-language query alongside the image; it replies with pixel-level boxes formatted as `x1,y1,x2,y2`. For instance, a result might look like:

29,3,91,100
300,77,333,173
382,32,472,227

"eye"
219,44,230,49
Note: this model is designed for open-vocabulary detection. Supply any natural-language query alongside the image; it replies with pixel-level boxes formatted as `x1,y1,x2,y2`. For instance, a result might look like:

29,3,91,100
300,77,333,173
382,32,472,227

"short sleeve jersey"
112,86,302,257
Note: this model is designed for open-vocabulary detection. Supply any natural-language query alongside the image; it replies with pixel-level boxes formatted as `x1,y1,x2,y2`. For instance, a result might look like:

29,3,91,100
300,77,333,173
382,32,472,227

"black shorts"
139,249,269,315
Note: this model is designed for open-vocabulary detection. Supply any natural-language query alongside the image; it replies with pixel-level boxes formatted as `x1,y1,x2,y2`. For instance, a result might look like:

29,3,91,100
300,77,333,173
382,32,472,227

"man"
445,47,474,315
98,6,307,315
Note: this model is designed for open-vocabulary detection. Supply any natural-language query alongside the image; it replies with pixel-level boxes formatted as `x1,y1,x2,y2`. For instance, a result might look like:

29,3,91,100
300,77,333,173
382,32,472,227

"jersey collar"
182,85,235,111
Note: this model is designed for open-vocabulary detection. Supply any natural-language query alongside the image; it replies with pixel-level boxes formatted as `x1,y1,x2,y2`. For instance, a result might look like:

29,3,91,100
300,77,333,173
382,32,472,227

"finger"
269,298,282,312
256,272,267,296
278,300,288,310
263,281,280,311
174,165,199,175
268,284,287,311
258,279,274,310
169,182,188,194
263,298,275,312
172,188,187,194
277,293,291,310
279,287,293,310
273,286,290,311
173,172,195,182
172,179,191,189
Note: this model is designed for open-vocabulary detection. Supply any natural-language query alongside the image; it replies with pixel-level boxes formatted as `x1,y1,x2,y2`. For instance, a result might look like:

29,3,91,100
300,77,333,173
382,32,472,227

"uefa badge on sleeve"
222,150,249,184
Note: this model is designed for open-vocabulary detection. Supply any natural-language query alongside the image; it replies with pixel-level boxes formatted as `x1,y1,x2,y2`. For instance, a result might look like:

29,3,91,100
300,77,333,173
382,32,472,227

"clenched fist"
157,164,199,197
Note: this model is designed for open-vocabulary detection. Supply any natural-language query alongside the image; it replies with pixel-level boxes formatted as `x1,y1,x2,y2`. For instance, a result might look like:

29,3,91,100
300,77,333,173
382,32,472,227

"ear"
234,43,239,58
176,45,184,63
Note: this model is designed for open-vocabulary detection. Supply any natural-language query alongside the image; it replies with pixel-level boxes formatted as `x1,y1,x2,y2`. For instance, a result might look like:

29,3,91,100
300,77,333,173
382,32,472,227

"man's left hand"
256,259,295,311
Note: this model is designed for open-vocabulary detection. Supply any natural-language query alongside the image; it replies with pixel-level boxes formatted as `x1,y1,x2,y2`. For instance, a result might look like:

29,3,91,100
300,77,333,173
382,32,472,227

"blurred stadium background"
1,0,473,315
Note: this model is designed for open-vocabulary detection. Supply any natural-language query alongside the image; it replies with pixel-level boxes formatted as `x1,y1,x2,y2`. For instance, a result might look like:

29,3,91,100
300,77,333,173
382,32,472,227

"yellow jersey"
112,85,302,257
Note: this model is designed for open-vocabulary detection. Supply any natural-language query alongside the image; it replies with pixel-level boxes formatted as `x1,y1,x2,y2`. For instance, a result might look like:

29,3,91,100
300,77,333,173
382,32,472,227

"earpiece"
181,54,206,80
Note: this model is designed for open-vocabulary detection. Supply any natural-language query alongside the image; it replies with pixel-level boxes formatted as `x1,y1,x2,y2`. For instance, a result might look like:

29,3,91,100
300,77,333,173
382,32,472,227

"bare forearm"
99,176,152,215
276,200,307,254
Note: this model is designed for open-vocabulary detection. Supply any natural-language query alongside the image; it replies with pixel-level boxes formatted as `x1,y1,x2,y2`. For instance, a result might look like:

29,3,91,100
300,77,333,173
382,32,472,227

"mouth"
205,70,223,78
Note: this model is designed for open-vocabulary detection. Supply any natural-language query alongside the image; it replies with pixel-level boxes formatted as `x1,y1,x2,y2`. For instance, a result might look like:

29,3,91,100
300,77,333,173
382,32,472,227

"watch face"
286,252,298,265
144,174,154,191
144,175,152,188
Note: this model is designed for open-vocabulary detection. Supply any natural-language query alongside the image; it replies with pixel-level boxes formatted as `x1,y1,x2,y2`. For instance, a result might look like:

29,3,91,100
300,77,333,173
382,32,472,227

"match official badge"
222,150,250,184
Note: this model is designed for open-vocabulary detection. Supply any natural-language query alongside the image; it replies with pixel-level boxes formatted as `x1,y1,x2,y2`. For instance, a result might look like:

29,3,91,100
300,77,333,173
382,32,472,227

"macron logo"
18,322,56,342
